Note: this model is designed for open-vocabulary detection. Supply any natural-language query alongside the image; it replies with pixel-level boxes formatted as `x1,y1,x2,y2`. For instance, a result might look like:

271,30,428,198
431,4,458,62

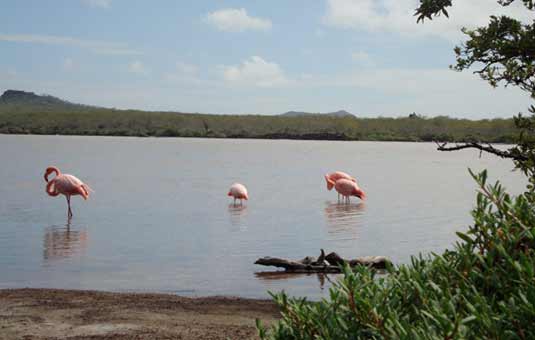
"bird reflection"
254,271,334,289
228,204,248,229
43,222,88,262
324,201,365,240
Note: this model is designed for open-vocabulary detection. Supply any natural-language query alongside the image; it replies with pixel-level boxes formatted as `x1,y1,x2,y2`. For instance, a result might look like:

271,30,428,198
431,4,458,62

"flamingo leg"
66,195,72,218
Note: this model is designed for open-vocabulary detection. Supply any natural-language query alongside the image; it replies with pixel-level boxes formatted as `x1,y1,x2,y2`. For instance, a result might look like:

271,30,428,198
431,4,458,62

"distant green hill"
0,90,97,111
280,110,355,118
1,90,69,106
0,90,517,142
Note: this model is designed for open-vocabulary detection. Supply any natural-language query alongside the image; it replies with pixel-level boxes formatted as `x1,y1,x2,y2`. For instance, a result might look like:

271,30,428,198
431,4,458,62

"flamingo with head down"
44,166,92,218
228,183,248,205
334,178,366,203
325,171,360,200
325,171,355,189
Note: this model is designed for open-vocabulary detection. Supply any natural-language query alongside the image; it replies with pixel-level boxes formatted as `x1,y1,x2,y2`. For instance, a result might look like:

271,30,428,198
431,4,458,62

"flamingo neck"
45,167,60,182
46,180,59,196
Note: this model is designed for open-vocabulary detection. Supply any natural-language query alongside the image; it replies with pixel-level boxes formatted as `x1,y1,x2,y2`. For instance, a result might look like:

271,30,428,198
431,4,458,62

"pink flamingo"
325,171,357,200
44,166,92,218
334,178,366,203
227,183,248,205
324,171,356,190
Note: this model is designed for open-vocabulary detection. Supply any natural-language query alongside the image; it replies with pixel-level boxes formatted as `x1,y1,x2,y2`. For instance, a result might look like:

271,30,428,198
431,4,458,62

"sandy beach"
0,288,279,340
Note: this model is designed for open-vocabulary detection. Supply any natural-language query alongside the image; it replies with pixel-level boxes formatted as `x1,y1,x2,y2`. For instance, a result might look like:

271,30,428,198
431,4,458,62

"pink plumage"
44,166,92,218
227,183,248,205
334,178,366,202
324,171,356,190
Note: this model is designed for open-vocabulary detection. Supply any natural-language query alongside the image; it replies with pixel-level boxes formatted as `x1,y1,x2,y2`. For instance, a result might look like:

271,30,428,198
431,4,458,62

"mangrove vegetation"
0,90,517,142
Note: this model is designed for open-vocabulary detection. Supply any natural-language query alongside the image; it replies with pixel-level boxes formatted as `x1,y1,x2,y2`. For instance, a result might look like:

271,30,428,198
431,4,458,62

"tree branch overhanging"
435,141,529,162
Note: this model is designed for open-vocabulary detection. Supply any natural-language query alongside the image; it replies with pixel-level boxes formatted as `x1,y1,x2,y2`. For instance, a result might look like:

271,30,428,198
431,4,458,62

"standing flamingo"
325,171,357,200
334,178,366,203
44,166,92,218
227,183,248,205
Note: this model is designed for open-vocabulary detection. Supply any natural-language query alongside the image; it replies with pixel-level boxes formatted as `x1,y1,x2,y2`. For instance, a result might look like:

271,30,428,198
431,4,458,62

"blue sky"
0,0,532,118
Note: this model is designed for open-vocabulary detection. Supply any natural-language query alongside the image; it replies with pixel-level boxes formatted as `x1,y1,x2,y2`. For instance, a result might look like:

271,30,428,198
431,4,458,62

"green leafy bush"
258,170,535,339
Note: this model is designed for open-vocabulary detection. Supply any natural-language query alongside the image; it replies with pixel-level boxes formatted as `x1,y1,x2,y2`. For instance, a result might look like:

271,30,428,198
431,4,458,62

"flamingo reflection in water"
324,201,366,240
228,203,248,230
43,223,88,262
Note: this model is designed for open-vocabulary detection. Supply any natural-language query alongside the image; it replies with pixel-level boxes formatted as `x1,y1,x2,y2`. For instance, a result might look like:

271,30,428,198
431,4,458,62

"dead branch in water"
254,249,389,273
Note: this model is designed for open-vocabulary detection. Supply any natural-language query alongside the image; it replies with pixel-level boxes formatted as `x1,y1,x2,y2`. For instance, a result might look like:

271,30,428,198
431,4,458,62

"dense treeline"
0,103,517,142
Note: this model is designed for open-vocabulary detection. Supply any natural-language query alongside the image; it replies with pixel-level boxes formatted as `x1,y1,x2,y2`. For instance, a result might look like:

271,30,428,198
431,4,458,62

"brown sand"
0,288,279,340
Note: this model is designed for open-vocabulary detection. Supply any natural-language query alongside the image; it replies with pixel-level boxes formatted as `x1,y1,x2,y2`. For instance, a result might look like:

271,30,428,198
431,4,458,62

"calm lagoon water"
0,135,527,298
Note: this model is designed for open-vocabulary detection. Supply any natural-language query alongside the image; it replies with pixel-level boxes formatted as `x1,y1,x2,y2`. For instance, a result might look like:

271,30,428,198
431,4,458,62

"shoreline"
0,132,425,142
0,288,279,340
0,133,516,145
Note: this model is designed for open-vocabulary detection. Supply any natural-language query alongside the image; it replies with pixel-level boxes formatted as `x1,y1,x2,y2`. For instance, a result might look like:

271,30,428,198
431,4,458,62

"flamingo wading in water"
228,183,248,205
325,171,357,200
44,166,92,218
334,178,366,203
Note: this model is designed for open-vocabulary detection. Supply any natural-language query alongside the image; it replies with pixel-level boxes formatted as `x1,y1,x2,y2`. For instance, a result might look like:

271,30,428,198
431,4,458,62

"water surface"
0,135,526,298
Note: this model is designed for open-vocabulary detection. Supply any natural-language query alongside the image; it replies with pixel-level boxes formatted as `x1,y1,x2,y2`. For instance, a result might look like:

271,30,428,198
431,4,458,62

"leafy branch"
434,141,528,162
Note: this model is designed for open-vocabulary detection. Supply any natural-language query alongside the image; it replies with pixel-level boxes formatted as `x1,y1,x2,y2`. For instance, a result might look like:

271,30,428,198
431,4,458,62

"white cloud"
290,67,532,117
315,29,326,38
350,51,374,67
128,61,148,75
164,61,202,84
3,64,530,117
63,58,74,71
0,33,141,55
204,8,272,32
324,0,531,41
175,61,198,75
351,51,376,69
0,68,17,80
82,0,111,8
221,56,288,87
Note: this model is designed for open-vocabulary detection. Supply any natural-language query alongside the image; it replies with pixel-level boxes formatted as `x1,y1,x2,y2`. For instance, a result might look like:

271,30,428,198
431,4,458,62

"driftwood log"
255,249,389,273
